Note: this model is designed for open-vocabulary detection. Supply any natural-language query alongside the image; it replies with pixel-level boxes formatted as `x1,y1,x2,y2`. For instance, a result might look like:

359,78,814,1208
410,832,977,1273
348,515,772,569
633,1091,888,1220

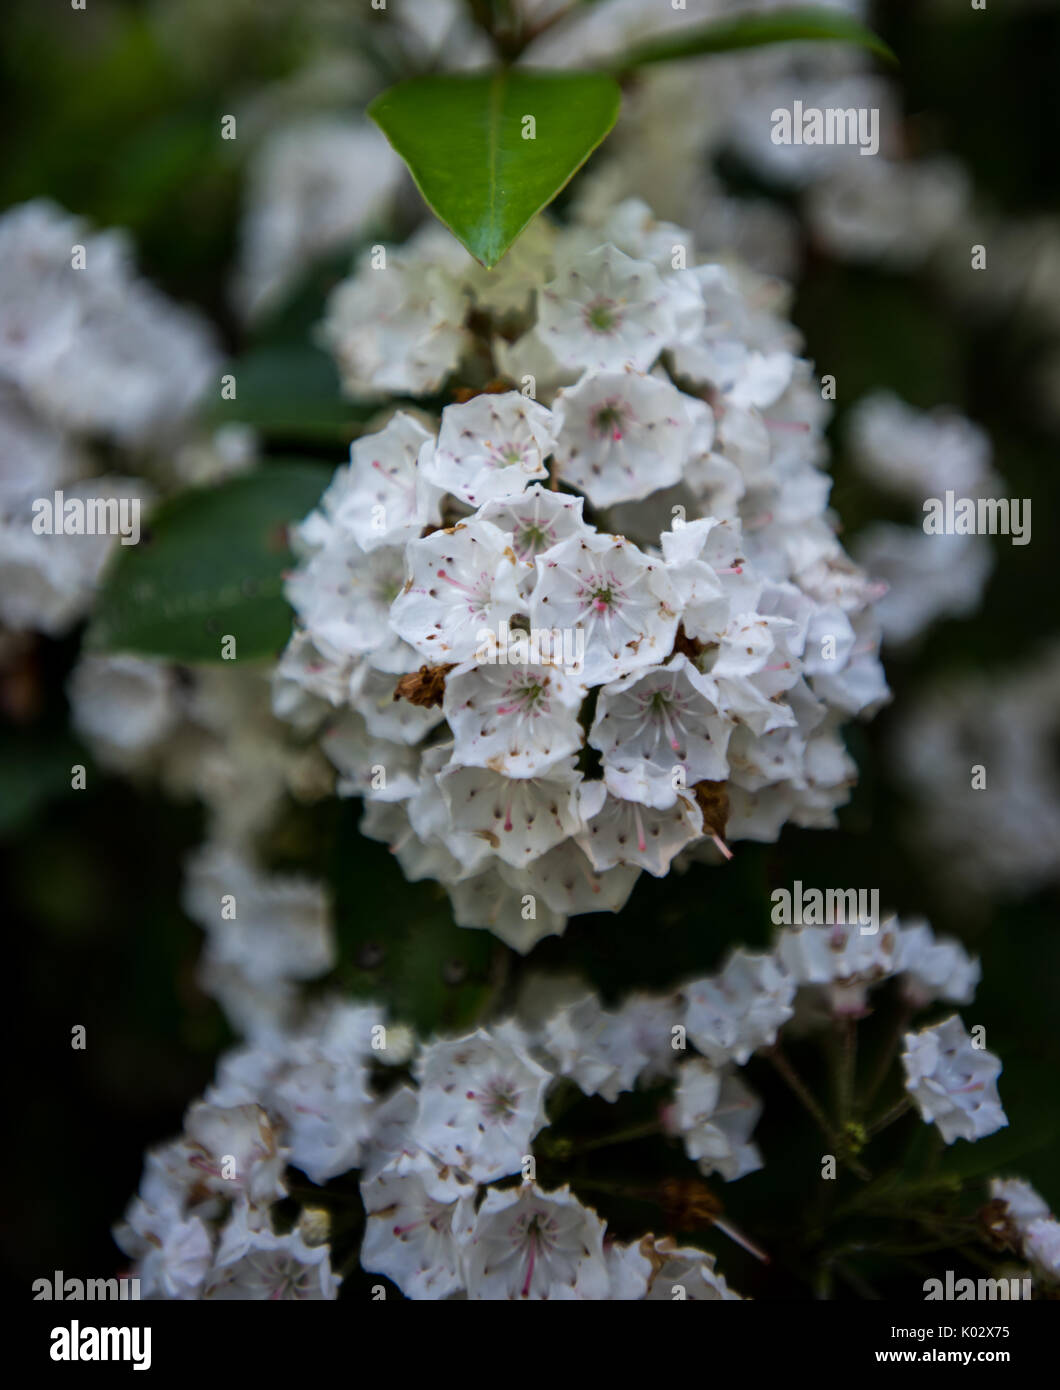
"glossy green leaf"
368,70,622,267
203,343,367,445
85,463,329,663
615,7,897,72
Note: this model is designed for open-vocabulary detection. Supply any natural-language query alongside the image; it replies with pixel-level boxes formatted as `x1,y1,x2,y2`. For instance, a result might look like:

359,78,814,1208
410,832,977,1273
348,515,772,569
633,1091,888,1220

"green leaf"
85,462,329,663
368,70,621,268
614,7,897,72
0,729,86,839
204,343,366,445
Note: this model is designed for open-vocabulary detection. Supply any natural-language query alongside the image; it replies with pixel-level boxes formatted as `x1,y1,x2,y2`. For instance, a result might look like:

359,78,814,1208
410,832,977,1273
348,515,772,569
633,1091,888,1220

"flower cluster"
847,392,999,648
278,199,889,949
113,1001,740,1301
0,200,239,637
114,910,1012,1300
987,1179,1060,1288
67,655,333,853
892,643,1060,898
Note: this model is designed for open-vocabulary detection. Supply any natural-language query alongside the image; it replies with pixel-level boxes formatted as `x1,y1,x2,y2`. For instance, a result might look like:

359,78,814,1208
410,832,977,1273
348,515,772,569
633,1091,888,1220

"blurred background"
3,0,1059,1297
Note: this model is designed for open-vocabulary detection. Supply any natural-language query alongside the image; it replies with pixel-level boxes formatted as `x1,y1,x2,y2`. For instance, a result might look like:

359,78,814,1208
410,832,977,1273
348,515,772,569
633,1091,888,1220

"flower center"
473,1076,520,1120
585,298,620,333
594,404,624,435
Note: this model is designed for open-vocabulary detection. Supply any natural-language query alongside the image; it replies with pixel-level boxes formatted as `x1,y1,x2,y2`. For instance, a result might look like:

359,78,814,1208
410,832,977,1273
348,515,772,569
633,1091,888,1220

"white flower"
985,1181,1060,1281
195,962,297,1044
351,662,446,745
405,744,496,873
171,422,257,489
359,1084,420,1185
603,1240,652,1299
182,1102,288,1209
443,660,585,778
776,921,899,1019
808,157,971,271
112,1139,215,1300
423,391,556,507
578,782,703,876
390,517,527,664
671,1060,763,1182
322,711,421,802
660,516,754,643
360,1151,477,1299
411,1028,551,1182
464,217,558,316
846,391,996,501
854,526,994,647
683,949,795,1065
537,244,676,372
0,477,151,637
615,992,683,1085
270,1002,383,1183
285,534,411,671
990,1178,1051,1230
641,1236,742,1300
893,646,1060,897
114,1209,213,1302
438,759,583,868
67,654,180,770
805,609,889,718
530,529,680,685
235,118,404,322
206,1039,289,1112
0,201,87,389
590,656,731,809
271,631,353,731
0,386,84,504
1024,1219,1060,1282
320,224,472,397
446,863,568,954
895,920,980,1009
204,1224,339,1300
444,834,633,956
543,994,651,1102
518,837,640,923
478,483,588,582
902,1016,1007,1145
323,412,442,554
0,200,219,444
462,1183,610,1300
551,369,695,507
182,842,335,988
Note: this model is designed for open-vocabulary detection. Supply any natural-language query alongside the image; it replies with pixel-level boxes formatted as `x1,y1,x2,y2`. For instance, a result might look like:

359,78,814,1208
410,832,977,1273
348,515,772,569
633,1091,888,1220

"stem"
867,1095,913,1139
833,1259,880,1300
570,1177,654,1201
839,1015,857,1123
569,1118,662,1155
766,1045,838,1147
766,1046,871,1179
864,1003,914,1107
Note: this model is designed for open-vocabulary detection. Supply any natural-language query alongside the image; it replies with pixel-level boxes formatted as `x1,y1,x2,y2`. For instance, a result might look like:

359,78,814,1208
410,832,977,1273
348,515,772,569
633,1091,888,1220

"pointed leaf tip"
368,71,622,268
